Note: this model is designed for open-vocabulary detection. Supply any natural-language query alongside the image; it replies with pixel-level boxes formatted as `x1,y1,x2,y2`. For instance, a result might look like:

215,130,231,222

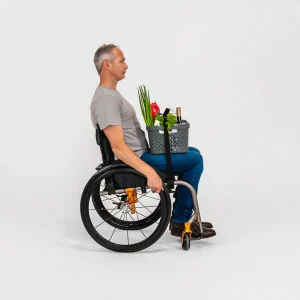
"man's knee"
191,150,203,166
189,146,200,154
189,147,203,165
200,154,204,170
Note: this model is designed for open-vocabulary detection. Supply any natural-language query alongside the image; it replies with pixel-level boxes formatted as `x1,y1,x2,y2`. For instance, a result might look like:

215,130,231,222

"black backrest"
95,124,115,166
95,124,147,189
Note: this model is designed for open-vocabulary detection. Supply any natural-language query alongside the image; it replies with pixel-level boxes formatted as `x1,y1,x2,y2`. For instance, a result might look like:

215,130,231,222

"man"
90,44,216,239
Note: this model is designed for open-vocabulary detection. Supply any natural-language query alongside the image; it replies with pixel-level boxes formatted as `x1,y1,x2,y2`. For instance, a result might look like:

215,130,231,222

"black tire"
81,168,171,252
182,233,190,251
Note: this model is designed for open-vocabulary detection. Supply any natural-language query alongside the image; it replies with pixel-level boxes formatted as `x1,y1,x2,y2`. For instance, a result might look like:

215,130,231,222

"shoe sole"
169,223,214,230
170,232,216,240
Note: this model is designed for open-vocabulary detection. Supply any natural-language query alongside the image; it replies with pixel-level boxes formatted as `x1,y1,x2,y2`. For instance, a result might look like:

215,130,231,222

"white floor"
2,194,299,300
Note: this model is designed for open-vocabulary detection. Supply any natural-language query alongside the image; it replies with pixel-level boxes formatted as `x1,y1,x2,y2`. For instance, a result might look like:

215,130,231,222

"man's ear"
103,60,111,70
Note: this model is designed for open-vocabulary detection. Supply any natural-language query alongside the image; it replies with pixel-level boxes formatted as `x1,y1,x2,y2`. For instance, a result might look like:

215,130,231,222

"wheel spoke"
93,193,120,201
89,208,116,211
94,208,120,229
126,213,147,239
109,212,124,242
126,213,129,245
136,191,161,201
135,211,159,225
109,226,118,242
136,200,156,214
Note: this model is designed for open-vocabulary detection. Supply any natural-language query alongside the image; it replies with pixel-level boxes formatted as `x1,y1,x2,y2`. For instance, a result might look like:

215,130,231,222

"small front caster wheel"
182,233,190,250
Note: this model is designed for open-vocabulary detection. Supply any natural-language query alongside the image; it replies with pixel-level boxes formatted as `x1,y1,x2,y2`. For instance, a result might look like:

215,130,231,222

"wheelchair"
80,122,206,252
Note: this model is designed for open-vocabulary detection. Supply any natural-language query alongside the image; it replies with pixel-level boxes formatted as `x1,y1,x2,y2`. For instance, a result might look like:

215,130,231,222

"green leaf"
154,112,176,130
137,84,153,126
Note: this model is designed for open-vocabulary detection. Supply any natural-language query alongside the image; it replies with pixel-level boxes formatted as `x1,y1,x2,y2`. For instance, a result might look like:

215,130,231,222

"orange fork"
125,188,138,214
181,222,192,244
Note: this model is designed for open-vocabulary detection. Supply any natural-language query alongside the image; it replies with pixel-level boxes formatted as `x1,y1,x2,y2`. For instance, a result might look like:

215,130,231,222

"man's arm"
103,125,163,193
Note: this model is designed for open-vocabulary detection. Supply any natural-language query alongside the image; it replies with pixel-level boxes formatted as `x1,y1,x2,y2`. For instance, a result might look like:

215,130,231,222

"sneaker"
170,220,216,239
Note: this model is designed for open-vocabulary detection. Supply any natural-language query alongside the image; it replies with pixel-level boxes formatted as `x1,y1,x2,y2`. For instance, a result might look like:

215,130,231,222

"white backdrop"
1,0,300,299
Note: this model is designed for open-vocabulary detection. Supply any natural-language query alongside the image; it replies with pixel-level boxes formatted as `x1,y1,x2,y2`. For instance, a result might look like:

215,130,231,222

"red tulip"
150,102,160,118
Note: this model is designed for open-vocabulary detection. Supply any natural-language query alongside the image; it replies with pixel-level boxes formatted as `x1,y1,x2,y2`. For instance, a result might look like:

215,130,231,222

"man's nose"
125,63,128,69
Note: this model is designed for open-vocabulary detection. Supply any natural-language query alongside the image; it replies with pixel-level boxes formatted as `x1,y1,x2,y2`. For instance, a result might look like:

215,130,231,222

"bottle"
176,107,182,124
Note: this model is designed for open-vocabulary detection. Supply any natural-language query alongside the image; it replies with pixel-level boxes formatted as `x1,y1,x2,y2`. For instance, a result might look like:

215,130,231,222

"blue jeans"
140,147,204,223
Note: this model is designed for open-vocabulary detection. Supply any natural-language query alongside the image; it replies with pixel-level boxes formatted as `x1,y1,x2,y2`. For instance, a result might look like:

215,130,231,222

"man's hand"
146,170,164,194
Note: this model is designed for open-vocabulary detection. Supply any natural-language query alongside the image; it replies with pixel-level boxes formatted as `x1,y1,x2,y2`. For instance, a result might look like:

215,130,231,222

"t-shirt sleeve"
93,94,122,130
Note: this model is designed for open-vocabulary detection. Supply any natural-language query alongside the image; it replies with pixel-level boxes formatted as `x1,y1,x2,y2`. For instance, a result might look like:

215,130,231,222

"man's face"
107,48,128,80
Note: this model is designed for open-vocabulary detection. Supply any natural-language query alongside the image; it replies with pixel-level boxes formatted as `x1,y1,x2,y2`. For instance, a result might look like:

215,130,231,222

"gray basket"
146,123,190,154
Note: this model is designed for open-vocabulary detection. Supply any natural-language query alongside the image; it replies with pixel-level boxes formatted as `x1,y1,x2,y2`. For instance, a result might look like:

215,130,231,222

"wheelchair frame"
81,110,205,251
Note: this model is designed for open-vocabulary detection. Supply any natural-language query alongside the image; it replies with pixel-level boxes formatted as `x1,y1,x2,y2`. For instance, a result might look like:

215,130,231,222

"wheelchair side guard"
94,163,168,187
82,163,169,203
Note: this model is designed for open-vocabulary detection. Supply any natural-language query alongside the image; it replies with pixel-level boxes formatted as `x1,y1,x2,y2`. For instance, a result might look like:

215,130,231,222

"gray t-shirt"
90,86,149,159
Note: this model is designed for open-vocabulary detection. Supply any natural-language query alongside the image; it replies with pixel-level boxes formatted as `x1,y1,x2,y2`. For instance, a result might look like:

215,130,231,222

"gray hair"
93,44,119,75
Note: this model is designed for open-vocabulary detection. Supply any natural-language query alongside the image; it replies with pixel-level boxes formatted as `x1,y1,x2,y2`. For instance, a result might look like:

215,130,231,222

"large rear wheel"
80,168,171,252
